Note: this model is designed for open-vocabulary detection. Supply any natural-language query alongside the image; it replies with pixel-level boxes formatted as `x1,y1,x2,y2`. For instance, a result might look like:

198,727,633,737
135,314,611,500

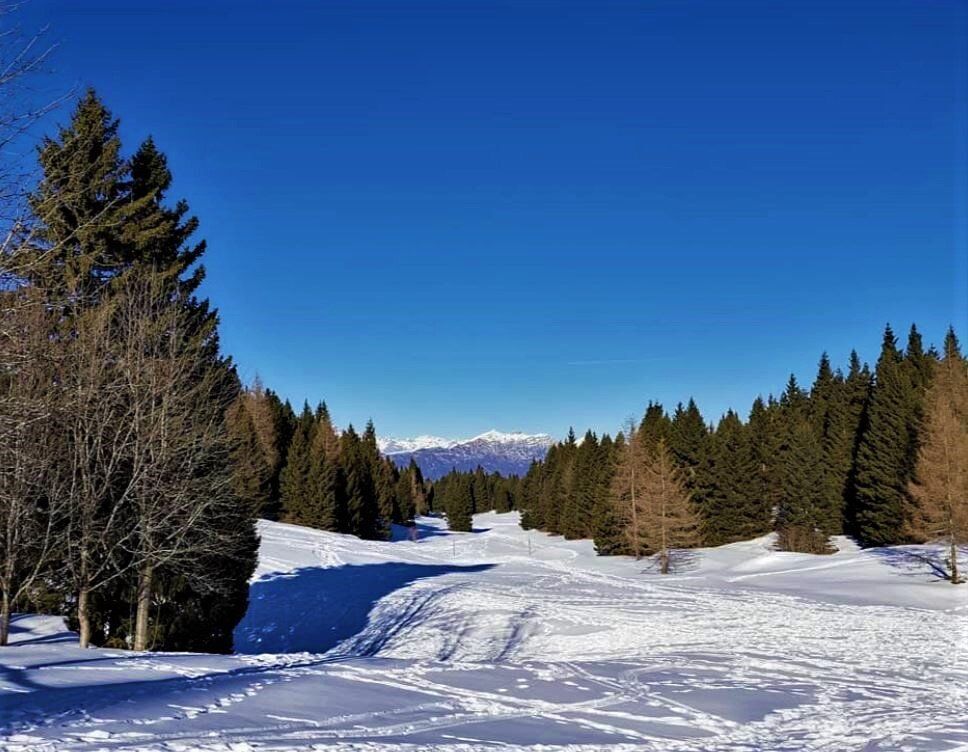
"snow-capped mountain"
376,435,454,455
380,430,555,479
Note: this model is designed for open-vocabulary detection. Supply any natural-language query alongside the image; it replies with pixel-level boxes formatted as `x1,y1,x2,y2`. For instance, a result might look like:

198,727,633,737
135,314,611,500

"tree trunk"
77,586,92,649
951,540,960,585
133,563,154,651
660,550,670,575
0,590,10,646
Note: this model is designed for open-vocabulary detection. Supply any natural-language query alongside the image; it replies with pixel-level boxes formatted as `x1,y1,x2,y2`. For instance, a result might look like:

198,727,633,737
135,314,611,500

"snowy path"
2,512,966,751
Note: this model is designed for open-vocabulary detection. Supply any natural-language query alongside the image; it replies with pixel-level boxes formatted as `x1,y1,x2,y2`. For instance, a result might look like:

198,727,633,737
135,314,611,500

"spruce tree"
227,396,272,517
810,354,850,534
447,473,474,532
280,403,314,522
700,411,767,545
852,326,916,546
668,399,708,490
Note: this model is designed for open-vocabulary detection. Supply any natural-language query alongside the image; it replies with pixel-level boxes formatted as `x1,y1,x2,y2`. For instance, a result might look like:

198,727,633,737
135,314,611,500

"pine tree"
360,421,394,533
747,395,782,524
810,354,851,534
447,473,474,532
593,433,629,555
408,458,428,516
302,403,344,531
637,402,671,455
906,327,968,583
280,403,314,522
853,326,921,546
700,410,767,545
341,425,382,539
775,417,831,553
668,399,708,492
226,396,272,516
27,91,132,298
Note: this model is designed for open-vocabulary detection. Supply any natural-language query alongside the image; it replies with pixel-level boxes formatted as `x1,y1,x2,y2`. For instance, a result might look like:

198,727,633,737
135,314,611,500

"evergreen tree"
810,354,851,534
593,433,629,555
280,403,314,522
700,411,767,545
853,326,921,546
668,399,707,490
226,396,272,517
340,425,383,539
447,473,474,532
775,417,831,553
637,401,671,455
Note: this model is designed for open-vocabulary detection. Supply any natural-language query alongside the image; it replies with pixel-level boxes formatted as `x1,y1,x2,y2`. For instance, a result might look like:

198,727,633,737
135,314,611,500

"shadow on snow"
234,560,494,655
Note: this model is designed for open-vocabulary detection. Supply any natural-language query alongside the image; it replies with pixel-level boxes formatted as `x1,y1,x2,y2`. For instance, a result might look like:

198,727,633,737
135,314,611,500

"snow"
378,431,553,455
376,436,455,455
2,512,967,751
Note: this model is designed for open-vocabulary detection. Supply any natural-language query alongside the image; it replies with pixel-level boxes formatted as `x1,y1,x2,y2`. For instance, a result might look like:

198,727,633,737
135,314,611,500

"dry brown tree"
609,416,646,559
0,287,65,644
907,334,968,584
636,438,701,574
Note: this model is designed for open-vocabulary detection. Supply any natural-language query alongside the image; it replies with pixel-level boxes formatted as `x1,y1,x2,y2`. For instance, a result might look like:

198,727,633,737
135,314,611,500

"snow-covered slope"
2,513,966,751
380,430,554,479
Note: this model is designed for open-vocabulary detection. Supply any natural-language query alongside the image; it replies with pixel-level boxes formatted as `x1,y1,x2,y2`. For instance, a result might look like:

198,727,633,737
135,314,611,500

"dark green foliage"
637,402,671,455
228,400,273,516
699,411,769,546
280,403,314,521
446,474,475,532
668,399,708,491
514,322,946,557
592,434,629,555
852,325,930,547
775,417,831,553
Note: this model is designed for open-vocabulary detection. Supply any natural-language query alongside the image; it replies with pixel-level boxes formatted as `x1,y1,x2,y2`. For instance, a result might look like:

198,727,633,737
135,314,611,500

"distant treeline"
228,390,430,537
511,325,967,579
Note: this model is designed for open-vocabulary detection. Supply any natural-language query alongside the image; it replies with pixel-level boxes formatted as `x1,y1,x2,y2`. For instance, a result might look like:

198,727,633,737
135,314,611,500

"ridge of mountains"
378,430,555,480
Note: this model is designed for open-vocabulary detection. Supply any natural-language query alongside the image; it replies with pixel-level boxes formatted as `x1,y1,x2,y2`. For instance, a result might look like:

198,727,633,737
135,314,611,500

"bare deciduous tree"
114,275,240,650
0,287,64,644
637,438,701,574
907,341,968,584
610,416,645,559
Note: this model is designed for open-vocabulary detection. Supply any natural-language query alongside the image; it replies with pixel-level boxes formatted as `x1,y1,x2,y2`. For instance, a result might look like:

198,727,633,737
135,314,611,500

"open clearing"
2,511,966,751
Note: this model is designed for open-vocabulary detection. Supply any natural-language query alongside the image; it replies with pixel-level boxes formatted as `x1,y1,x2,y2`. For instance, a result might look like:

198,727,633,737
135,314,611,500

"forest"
1,88,966,663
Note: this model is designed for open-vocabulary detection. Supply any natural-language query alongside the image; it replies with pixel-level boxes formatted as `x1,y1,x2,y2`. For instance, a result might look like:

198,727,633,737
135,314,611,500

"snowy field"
2,511,967,752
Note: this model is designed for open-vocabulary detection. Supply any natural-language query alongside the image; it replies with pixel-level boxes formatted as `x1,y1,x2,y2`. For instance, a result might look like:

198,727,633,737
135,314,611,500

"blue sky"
18,0,968,438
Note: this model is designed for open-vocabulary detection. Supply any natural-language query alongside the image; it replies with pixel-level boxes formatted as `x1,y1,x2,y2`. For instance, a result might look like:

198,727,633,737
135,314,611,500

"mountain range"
378,430,555,480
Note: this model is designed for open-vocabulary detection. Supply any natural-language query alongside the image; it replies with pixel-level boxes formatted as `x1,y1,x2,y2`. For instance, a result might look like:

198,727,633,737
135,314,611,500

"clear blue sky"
19,0,968,439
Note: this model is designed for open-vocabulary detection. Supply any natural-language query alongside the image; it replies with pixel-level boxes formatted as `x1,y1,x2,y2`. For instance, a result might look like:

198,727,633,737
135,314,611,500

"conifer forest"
1,3,966,751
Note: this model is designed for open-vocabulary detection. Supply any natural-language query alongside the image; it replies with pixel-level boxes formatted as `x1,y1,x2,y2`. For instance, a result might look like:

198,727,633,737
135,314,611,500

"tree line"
227,387,430,538
514,326,967,580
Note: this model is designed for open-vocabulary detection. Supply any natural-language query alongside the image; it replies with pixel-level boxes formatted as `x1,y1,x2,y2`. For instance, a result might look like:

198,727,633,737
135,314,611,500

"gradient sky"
17,0,968,439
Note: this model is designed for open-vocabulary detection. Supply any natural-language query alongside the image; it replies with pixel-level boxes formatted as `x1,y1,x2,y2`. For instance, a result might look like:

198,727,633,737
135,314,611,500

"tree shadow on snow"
389,519,490,542
6,615,76,646
871,546,963,582
234,561,494,654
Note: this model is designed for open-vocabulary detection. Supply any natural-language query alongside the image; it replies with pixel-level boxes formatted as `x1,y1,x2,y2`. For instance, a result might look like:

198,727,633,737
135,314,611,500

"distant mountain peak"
378,430,555,479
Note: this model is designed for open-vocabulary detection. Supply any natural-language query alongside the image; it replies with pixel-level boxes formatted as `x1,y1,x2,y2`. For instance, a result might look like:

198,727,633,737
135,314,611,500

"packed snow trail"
2,512,966,751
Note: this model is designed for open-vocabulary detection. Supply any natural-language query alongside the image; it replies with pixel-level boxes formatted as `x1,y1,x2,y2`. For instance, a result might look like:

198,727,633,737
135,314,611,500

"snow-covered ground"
2,512,967,751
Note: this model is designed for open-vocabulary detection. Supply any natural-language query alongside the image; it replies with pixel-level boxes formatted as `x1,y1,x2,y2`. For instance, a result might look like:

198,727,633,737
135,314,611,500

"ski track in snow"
2,512,967,751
